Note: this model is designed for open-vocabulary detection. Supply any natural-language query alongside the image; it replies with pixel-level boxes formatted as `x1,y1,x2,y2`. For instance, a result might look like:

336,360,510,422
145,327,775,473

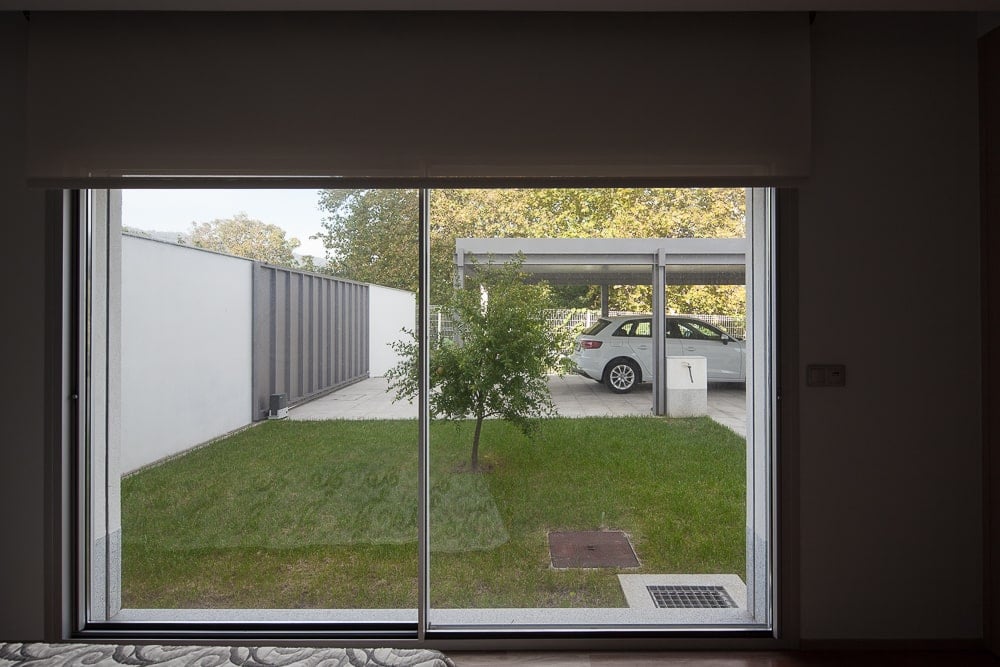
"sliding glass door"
79,186,773,636
425,188,769,629
86,189,421,628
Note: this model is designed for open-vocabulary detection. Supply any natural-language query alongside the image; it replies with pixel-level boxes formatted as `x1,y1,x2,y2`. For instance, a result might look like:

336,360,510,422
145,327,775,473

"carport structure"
455,237,747,416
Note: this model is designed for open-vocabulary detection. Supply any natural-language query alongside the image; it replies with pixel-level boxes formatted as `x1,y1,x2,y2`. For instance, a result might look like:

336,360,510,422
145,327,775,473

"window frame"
51,184,787,647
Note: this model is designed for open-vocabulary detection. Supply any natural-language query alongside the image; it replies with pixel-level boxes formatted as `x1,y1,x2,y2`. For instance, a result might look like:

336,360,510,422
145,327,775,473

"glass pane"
91,185,770,632
113,189,419,619
420,188,757,627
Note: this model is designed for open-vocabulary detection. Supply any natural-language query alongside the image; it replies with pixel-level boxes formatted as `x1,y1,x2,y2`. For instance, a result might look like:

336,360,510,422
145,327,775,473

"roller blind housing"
26,12,810,182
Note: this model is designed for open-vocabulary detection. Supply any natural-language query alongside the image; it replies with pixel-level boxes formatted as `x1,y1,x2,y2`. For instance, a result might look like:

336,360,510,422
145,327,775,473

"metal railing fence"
428,307,746,342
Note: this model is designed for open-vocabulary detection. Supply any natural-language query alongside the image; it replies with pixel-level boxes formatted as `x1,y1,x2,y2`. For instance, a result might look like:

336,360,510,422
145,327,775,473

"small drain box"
268,393,289,420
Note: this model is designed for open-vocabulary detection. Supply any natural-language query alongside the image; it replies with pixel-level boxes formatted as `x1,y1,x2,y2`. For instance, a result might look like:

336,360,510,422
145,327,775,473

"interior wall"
981,23,1000,655
0,11,46,640
0,9,989,644
797,12,982,640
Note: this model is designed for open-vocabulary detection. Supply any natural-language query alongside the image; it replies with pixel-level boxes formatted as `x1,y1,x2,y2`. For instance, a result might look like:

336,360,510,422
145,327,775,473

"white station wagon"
570,315,746,393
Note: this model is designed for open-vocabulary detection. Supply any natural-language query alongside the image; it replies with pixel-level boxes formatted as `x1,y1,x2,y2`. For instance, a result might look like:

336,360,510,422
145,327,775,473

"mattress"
0,643,455,667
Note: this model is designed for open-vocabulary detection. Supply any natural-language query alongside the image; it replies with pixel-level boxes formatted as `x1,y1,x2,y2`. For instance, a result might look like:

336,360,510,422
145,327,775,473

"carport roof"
454,237,747,286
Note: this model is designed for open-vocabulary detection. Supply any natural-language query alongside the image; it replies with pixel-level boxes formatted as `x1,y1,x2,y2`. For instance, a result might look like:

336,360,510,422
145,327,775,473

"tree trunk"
471,412,484,471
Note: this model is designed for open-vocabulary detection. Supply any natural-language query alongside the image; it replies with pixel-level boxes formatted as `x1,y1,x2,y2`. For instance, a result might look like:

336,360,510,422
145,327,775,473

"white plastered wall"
368,284,416,377
120,236,253,473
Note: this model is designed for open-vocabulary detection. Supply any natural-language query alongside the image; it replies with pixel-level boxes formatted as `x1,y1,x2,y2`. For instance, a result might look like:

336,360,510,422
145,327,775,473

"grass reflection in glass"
122,417,743,609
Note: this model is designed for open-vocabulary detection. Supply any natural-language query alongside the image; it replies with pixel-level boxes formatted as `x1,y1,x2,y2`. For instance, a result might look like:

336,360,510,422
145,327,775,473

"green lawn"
122,417,745,609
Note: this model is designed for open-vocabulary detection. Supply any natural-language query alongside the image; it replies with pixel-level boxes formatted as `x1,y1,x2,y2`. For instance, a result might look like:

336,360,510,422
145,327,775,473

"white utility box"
665,356,708,418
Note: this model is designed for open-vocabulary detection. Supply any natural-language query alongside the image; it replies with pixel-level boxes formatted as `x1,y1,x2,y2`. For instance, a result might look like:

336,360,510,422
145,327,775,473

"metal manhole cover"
647,585,737,609
548,530,639,568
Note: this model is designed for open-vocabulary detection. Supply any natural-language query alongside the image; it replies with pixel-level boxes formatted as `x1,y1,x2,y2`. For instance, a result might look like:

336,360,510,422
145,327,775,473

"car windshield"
580,318,612,336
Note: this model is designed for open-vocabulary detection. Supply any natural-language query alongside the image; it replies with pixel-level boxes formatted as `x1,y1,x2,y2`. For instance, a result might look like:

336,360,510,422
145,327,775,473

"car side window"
612,322,631,337
679,320,723,340
613,320,651,337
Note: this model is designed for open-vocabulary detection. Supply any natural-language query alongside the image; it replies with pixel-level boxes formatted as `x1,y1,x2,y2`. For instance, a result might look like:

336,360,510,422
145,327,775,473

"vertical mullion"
418,188,431,638
745,187,757,619
80,190,93,630
764,187,777,628
103,190,111,622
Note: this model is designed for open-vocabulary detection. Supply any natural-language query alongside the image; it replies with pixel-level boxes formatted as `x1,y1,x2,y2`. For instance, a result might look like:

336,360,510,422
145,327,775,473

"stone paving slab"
289,375,746,437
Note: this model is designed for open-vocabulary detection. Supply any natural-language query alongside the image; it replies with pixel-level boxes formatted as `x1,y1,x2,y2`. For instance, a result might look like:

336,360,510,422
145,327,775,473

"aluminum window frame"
57,184,782,648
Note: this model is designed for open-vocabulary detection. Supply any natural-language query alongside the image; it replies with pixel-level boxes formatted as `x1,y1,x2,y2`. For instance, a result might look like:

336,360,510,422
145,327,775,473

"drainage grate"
647,585,737,609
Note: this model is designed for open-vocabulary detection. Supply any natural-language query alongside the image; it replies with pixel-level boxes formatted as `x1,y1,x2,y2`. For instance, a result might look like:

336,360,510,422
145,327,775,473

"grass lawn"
122,417,744,609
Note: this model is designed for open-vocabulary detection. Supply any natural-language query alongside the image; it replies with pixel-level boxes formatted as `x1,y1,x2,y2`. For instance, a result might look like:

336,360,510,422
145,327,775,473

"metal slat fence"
428,307,746,342
252,264,369,421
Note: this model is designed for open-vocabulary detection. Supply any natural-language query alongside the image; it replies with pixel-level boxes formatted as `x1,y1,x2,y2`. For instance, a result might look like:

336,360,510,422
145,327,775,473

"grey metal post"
652,248,667,416
600,284,609,317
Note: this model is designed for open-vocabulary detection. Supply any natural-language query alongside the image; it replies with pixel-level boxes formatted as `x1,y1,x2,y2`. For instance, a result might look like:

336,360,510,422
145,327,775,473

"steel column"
652,248,667,416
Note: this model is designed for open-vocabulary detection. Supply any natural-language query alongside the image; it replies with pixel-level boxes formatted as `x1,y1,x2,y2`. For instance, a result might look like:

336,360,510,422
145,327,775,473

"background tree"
297,255,321,273
189,212,301,267
316,188,747,316
386,259,569,472
313,190,420,292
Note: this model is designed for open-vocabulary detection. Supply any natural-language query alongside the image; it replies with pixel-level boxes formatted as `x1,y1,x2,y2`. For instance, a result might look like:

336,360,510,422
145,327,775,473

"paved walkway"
290,375,746,437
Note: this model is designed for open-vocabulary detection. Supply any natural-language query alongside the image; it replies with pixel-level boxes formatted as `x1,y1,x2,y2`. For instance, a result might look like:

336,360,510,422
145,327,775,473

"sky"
121,189,329,258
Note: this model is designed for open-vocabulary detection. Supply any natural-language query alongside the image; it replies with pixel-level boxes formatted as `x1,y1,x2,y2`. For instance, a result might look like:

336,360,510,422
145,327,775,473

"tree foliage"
189,212,301,267
316,188,747,316
386,259,569,472
313,190,420,291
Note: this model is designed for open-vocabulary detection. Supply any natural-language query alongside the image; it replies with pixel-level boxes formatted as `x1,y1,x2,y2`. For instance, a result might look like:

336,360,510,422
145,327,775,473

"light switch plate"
806,364,846,387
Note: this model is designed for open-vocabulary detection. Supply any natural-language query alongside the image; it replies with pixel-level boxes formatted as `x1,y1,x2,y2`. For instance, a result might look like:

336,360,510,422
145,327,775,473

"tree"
296,254,321,273
316,187,748,316
386,259,569,472
189,212,301,267
313,189,420,291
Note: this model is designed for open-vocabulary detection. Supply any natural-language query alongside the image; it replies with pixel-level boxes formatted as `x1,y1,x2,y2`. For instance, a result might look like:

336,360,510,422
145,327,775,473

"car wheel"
604,359,639,394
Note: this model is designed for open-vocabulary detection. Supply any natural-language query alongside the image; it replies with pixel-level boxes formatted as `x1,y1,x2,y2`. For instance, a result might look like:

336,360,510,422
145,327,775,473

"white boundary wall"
121,236,253,473
368,285,415,377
